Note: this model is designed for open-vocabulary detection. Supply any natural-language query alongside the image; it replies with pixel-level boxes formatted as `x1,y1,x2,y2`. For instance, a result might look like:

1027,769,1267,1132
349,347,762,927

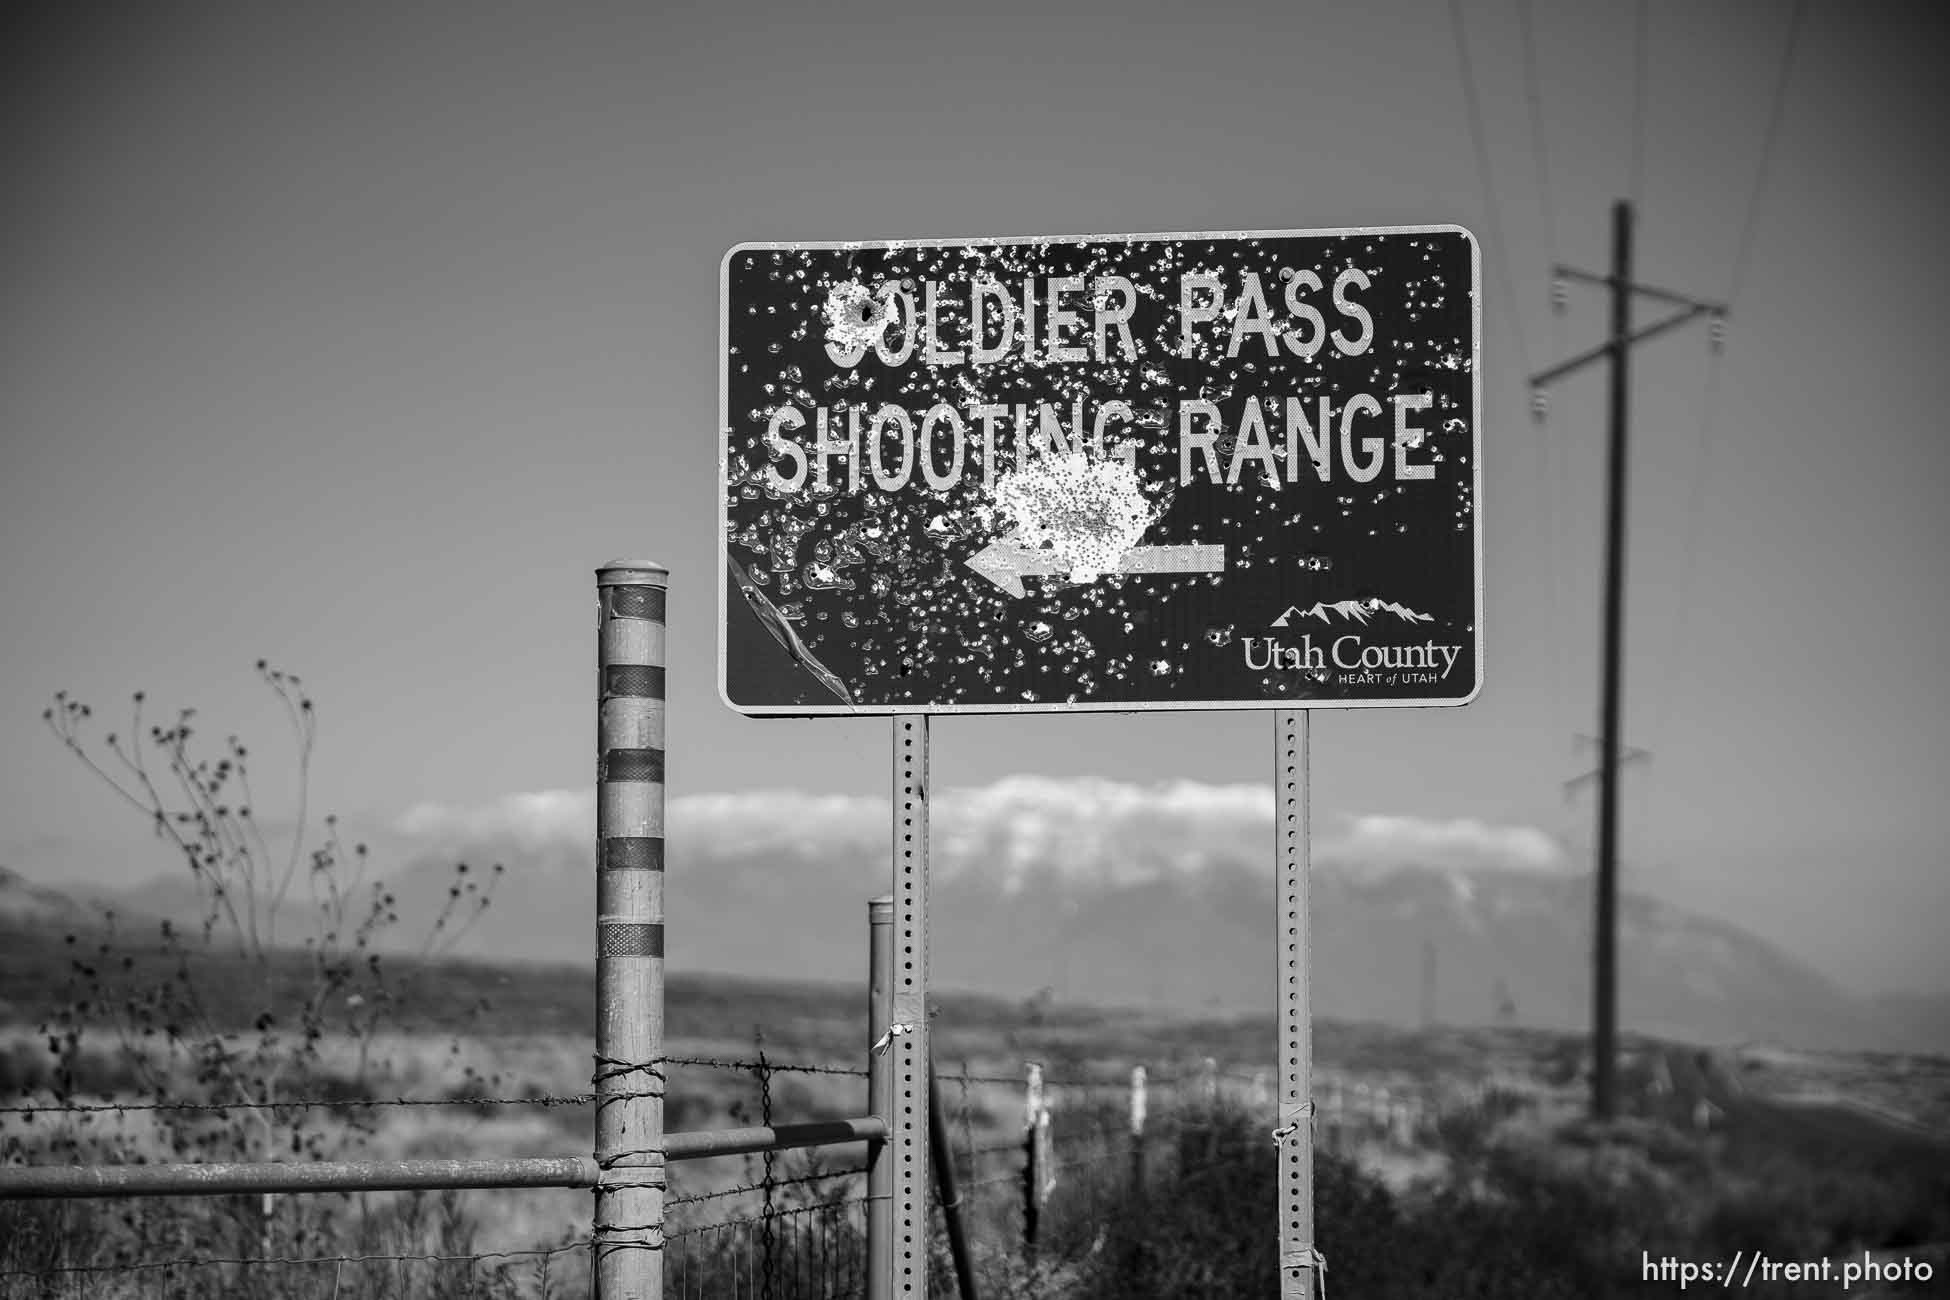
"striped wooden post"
595,560,669,1298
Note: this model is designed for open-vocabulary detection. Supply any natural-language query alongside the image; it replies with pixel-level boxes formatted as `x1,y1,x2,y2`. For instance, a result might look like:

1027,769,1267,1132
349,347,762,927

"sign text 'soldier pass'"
719,227,1481,714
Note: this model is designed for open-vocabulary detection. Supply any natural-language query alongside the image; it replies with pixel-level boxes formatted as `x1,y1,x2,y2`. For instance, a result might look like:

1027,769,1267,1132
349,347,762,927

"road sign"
720,226,1481,715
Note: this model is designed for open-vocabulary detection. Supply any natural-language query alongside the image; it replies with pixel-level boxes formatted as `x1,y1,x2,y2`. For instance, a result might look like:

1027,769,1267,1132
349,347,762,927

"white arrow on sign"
966,534,1226,598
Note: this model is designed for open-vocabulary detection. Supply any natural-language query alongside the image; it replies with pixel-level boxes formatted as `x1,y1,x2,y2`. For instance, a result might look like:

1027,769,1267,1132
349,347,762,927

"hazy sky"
4,0,1945,994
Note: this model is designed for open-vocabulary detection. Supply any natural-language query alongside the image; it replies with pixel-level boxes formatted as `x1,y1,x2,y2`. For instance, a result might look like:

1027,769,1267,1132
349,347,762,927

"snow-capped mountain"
17,780,1944,1055
1272,599,1435,627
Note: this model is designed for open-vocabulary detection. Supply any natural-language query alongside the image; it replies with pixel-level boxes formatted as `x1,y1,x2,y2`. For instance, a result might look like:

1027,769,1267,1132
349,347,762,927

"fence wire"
4,1045,1507,1298
0,1188,594,1300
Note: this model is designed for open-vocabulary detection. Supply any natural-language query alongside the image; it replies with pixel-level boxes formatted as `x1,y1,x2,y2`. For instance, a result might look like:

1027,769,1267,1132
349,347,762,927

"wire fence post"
957,1061,975,1186
753,1028,777,1300
1021,1062,1044,1263
1193,1056,1218,1166
867,895,893,1300
928,1062,978,1300
595,559,669,1299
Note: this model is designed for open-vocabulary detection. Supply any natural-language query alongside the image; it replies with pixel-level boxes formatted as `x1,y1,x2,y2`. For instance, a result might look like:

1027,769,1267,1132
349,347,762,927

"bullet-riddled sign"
719,226,1481,715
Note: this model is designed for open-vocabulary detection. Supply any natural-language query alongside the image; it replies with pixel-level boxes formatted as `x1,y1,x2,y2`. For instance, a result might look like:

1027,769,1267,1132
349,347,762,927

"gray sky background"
4,0,1945,994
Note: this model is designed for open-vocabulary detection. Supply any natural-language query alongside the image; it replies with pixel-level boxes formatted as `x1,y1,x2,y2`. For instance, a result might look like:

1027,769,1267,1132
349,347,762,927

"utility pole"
1593,199,1632,1125
1530,201,1726,1121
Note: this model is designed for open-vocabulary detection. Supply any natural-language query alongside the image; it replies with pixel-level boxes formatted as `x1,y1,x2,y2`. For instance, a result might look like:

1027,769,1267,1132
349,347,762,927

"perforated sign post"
719,226,1481,1298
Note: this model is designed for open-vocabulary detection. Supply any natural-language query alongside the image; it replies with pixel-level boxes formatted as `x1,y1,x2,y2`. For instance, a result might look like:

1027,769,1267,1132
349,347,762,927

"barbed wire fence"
1,1037,1528,1298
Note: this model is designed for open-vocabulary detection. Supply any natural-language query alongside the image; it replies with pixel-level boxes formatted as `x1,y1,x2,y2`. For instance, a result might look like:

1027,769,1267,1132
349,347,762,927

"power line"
1456,0,1581,750
1643,0,1805,853
1643,338,1727,815
1449,0,1531,371
1514,0,1577,734
1727,0,1809,305
1515,0,1559,266
1631,0,1650,206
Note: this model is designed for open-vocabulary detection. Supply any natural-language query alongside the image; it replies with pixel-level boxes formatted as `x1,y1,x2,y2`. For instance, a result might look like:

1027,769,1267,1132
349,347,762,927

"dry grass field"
4,918,1948,1297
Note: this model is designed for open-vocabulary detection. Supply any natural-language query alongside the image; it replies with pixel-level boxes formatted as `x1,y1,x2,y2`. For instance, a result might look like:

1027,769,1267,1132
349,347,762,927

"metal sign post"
1276,709,1317,1298
889,716,931,1296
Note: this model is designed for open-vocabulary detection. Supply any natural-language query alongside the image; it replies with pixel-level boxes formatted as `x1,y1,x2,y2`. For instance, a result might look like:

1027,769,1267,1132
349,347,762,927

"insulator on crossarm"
1550,278,1568,315
1708,317,1726,354
1530,388,1549,423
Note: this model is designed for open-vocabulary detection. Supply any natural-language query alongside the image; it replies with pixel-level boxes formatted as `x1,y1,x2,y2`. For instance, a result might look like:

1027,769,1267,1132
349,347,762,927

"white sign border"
717,224,1484,717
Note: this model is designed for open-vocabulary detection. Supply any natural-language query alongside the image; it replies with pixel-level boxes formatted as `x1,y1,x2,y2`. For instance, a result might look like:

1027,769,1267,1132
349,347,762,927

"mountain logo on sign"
1270,598,1435,628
